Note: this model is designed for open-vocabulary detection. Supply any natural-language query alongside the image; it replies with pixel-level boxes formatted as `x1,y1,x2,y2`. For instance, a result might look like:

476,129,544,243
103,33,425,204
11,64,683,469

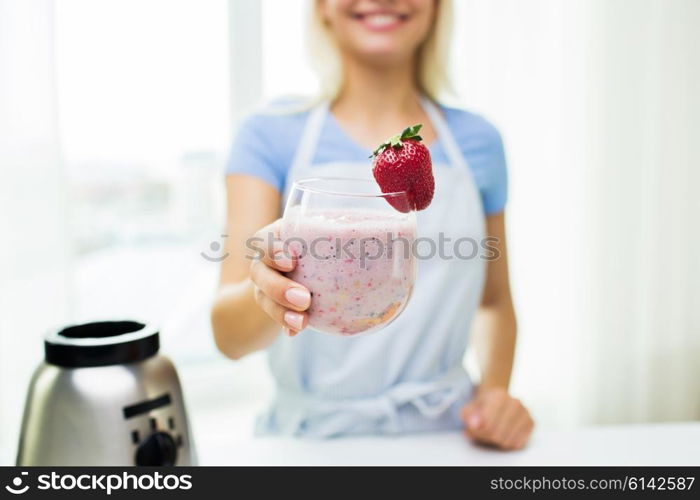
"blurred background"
1,0,699,463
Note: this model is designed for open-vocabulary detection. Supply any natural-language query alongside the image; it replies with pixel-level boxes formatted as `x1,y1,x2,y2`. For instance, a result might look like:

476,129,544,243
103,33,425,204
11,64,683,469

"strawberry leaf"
370,143,387,157
371,124,425,157
400,124,423,141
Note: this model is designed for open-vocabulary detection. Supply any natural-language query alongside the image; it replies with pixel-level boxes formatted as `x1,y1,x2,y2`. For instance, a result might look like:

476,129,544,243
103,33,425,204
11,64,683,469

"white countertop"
198,422,700,466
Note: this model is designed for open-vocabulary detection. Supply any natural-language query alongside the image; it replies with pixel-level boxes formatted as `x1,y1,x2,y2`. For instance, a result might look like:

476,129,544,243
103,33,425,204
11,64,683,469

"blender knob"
135,431,178,466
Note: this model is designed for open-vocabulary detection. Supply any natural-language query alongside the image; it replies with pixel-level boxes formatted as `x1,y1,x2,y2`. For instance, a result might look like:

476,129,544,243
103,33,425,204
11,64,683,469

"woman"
212,0,534,449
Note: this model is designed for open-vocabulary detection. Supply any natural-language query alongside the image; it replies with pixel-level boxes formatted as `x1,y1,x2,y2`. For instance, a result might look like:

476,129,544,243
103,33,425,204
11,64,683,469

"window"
55,0,230,361
261,0,316,101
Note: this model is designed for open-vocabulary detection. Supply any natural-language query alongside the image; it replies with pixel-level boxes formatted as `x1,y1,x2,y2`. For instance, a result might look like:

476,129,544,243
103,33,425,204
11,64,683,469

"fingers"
460,402,481,440
282,326,300,337
461,389,535,451
254,284,309,332
503,409,535,450
249,221,295,272
249,220,312,316
465,390,508,441
249,220,312,334
250,259,311,312
486,398,522,447
248,219,317,336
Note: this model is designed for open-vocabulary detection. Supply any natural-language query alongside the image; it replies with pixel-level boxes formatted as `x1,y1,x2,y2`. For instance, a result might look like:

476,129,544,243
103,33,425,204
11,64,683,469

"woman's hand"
249,220,311,336
460,386,534,450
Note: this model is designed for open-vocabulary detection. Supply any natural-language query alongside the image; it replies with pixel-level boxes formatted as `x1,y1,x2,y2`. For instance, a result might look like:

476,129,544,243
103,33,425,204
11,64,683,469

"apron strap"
289,101,329,173
292,97,467,173
419,96,469,171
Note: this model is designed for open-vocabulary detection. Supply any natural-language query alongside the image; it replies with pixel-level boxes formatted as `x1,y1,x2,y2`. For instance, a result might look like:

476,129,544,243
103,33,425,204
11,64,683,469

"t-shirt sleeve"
225,114,286,192
478,123,508,215
451,110,508,215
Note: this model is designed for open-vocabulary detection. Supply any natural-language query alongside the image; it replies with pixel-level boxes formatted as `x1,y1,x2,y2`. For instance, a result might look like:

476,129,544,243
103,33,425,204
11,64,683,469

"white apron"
257,97,487,437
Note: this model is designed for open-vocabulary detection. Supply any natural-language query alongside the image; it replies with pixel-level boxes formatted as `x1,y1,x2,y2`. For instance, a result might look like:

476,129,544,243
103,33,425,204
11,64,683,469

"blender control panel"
123,393,185,466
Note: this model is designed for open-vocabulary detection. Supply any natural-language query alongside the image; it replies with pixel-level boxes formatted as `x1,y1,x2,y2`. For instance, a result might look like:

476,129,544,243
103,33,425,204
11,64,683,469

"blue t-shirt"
226,101,508,215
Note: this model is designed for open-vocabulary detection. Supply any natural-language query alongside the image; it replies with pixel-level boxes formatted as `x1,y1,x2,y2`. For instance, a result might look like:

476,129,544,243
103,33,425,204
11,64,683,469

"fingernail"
285,288,311,308
284,311,304,330
274,251,293,270
468,415,481,429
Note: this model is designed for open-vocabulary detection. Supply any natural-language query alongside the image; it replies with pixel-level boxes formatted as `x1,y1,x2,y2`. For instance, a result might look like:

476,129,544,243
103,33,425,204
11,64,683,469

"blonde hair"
307,0,454,104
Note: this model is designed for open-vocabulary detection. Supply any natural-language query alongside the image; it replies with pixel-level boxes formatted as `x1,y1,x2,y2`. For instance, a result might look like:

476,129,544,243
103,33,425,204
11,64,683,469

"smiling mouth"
352,12,409,30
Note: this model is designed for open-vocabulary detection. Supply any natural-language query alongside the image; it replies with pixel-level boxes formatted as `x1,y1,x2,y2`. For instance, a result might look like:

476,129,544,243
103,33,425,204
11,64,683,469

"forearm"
211,279,279,359
472,302,517,390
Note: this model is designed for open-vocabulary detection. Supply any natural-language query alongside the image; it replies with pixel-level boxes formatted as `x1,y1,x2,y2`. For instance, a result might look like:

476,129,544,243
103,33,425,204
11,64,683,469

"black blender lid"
45,321,159,368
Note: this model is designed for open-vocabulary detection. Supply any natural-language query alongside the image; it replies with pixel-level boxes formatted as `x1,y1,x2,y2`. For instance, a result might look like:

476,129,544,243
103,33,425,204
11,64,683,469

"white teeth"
364,14,399,27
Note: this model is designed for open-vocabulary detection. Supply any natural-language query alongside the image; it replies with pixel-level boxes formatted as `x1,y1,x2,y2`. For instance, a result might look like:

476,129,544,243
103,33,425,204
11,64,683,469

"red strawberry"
371,124,435,212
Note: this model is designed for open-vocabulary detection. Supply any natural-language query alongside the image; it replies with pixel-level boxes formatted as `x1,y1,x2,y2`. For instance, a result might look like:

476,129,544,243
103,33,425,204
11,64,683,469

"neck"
333,56,422,120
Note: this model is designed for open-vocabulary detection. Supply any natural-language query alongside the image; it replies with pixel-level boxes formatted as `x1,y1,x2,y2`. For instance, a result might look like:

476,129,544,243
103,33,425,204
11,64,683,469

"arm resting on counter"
460,212,533,450
472,212,517,390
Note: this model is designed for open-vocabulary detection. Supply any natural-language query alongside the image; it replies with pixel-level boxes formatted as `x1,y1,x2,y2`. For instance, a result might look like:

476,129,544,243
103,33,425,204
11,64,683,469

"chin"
352,44,414,66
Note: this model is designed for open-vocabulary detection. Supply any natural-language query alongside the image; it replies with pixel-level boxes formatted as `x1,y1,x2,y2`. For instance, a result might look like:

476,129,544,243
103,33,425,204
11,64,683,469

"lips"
352,12,409,31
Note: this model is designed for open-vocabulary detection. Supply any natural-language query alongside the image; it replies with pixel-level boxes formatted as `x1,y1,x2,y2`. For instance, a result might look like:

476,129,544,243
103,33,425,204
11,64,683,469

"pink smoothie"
281,209,415,336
